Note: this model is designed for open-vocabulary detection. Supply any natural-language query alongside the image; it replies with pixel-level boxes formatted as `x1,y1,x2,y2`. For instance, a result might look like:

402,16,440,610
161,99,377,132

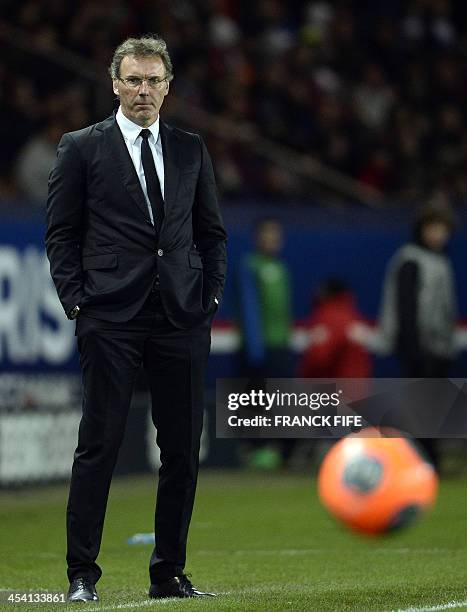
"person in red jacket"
298,279,372,379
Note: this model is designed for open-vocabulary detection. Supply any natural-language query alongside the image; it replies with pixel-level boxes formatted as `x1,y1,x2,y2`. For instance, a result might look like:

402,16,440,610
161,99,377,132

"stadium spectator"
237,217,293,469
237,217,292,380
295,278,372,471
15,120,65,202
352,203,458,470
352,63,395,132
298,278,372,379
2,1,467,204
377,204,457,379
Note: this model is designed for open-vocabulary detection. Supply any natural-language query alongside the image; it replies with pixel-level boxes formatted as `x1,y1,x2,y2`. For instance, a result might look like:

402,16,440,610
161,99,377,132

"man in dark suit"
46,35,227,602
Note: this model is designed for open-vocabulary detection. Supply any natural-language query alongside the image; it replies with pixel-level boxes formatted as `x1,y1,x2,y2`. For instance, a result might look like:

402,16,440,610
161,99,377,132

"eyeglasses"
118,76,168,89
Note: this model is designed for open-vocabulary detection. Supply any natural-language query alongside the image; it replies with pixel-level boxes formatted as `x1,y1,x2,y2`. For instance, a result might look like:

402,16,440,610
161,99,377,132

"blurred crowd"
1,0,467,205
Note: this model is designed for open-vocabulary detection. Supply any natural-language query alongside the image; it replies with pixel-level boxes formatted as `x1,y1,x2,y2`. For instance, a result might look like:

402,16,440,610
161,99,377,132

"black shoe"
149,574,216,598
67,578,98,602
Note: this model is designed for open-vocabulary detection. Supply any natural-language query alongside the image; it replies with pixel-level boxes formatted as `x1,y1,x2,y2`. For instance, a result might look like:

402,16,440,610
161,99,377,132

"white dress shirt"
116,106,165,225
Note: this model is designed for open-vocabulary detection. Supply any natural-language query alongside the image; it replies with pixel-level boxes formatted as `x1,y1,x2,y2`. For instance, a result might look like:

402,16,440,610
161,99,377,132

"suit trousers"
66,288,212,584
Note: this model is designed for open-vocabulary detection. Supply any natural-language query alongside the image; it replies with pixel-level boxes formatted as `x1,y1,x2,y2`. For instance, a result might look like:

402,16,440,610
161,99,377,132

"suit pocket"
82,253,118,271
188,252,203,269
181,168,198,176
181,172,198,188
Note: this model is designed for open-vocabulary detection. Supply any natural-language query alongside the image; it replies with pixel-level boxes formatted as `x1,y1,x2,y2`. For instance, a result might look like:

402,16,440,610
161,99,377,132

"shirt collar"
116,106,160,145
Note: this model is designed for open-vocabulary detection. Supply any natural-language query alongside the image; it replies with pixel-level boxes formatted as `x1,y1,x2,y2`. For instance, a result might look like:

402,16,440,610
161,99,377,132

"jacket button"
157,249,163,256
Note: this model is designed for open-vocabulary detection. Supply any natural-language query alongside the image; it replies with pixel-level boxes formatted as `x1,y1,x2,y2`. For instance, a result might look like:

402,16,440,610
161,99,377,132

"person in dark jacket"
378,205,456,377
46,35,226,602
376,205,457,469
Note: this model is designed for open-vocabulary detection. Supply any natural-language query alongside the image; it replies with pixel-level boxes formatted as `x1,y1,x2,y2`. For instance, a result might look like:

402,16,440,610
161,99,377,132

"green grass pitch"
1,471,467,611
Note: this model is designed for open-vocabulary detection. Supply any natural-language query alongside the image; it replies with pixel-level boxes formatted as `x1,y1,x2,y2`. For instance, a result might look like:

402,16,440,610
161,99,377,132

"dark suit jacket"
45,113,227,328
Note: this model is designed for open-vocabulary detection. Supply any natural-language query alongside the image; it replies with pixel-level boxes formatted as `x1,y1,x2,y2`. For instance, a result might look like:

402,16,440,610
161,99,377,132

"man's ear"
164,81,170,96
113,80,120,97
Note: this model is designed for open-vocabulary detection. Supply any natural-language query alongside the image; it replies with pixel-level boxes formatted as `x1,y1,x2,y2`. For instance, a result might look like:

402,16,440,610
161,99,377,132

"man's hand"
67,305,81,320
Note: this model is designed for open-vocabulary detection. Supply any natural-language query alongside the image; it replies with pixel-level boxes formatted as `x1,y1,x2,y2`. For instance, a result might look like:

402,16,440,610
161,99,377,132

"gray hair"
109,35,174,81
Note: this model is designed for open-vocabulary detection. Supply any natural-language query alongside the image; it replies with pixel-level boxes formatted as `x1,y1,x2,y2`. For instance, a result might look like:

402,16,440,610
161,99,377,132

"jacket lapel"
97,114,180,228
100,114,152,223
160,121,180,232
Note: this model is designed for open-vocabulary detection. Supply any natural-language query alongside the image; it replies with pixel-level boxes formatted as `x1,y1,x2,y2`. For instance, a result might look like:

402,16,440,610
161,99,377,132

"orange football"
317,429,438,535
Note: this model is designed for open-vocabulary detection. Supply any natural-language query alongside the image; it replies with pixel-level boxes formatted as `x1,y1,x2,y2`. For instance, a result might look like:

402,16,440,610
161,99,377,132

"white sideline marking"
83,587,303,609
84,594,230,611
393,601,467,612
84,600,169,611
2,586,466,611
195,547,456,557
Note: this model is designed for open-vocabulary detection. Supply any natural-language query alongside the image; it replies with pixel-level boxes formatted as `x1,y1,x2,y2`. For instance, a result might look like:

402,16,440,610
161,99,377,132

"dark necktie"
139,128,164,236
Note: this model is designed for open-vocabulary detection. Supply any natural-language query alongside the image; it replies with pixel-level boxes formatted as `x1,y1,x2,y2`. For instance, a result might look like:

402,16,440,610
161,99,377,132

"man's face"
113,54,169,127
256,221,283,256
421,221,451,252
